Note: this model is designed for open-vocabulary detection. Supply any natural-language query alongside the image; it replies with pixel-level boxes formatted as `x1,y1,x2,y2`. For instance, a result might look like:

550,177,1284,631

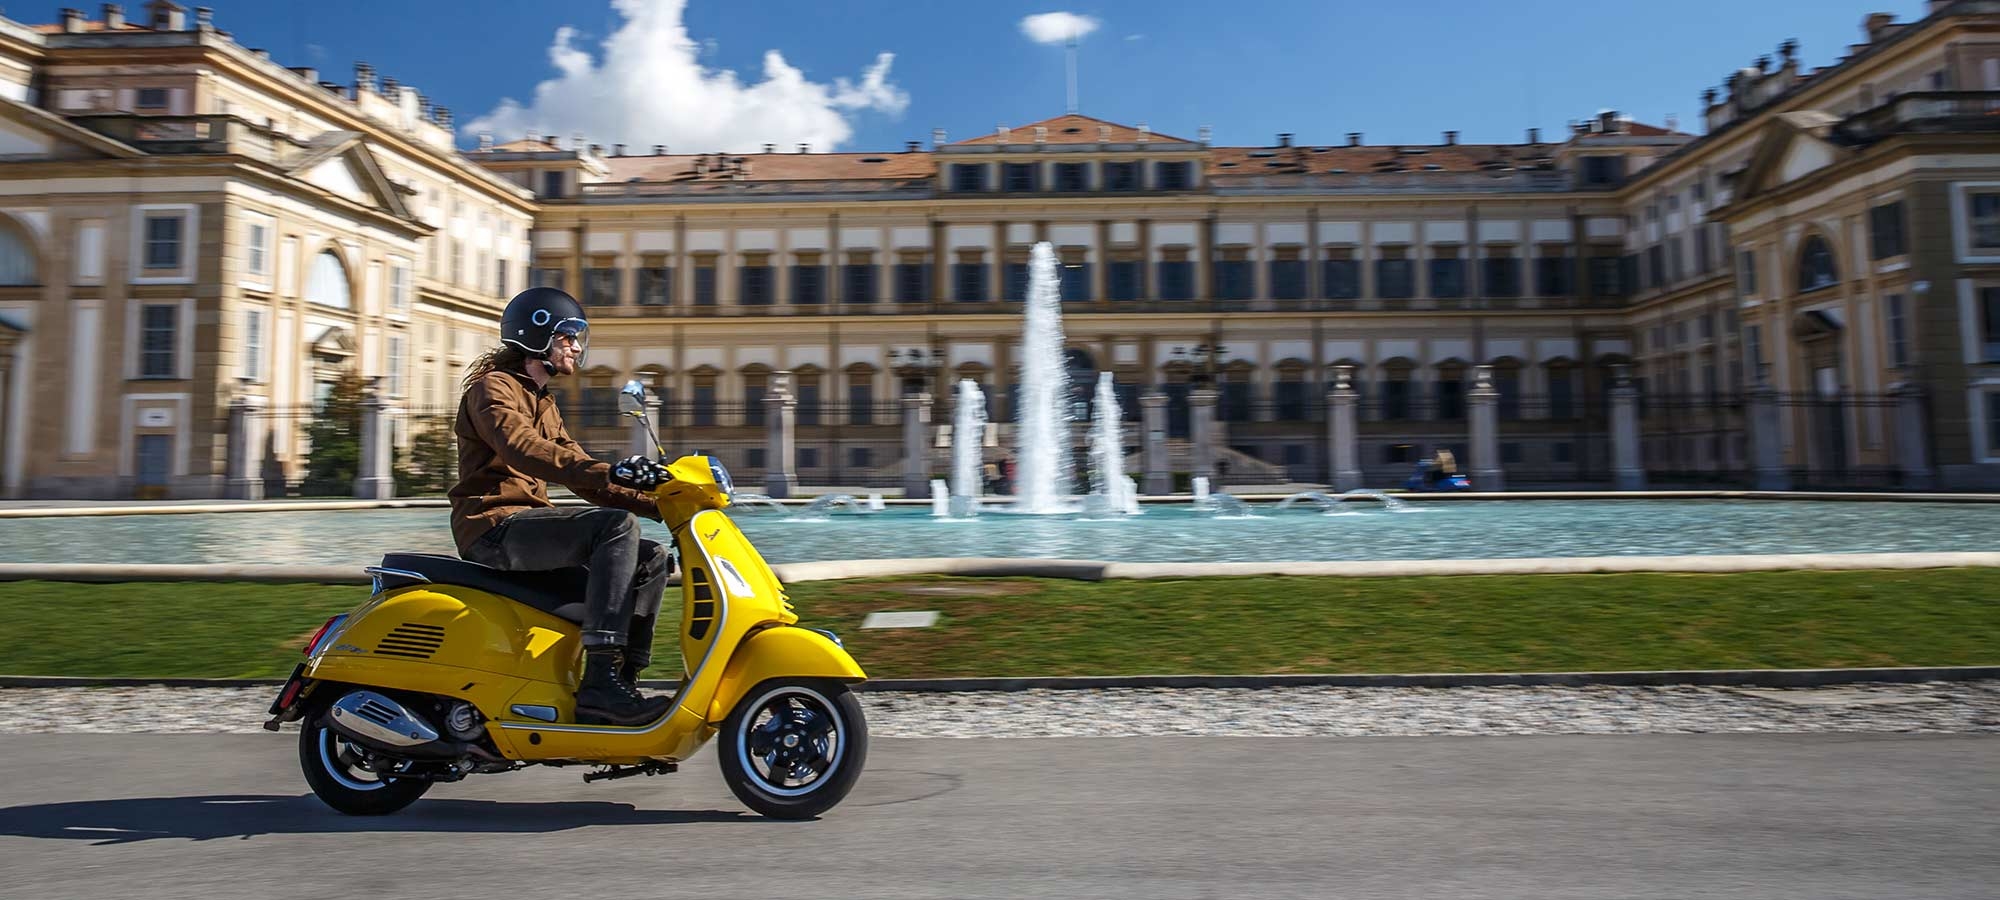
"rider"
448,286,675,726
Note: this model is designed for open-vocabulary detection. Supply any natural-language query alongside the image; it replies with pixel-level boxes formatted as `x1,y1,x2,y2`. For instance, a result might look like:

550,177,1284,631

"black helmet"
500,287,589,360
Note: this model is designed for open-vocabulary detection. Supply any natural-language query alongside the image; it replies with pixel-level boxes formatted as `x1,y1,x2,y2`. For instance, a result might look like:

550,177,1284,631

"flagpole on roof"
1065,34,1079,114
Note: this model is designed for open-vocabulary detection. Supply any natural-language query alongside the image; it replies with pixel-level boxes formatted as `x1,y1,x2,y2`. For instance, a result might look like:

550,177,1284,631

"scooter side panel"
707,626,866,723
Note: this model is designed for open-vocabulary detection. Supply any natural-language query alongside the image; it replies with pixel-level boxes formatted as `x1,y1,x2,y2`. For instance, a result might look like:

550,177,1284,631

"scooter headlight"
707,457,734,502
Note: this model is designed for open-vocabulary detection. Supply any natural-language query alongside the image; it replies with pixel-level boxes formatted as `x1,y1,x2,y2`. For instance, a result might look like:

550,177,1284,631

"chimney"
1347,132,1363,147
1098,124,1110,142
102,4,124,29
1443,130,1459,145
1864,12,1896,41
418,95,433,119
354,61,376,94
60,8,84,33
737,158,751,178
146,0,186,31
931,127,946,148
1664,113,1679,133
1277,132,1293,147
1137,122,1150,142
249,48,268,59
589,143,602,157
904,140,920,152
572,132,585,152
693,155,708,174
997,124,1010,144
477,132,493,151
1598,109,1619,133
797,142,809,153
194,6,211,30
290,67,319,83
762,142,775,153
653,144,666,155
1198,125,1212,145
1033,125,1047,143
613,143,625,156
434,106,451,128
381,76,398,94
1527,127,1541,144
526,128,540,144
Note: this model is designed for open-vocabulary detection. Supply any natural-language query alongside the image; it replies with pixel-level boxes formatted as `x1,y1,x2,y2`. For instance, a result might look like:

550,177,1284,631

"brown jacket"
448,367,660,556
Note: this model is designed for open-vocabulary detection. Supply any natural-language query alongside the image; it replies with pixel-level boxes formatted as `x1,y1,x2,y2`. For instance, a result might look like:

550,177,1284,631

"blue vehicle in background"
1403,452,1472,492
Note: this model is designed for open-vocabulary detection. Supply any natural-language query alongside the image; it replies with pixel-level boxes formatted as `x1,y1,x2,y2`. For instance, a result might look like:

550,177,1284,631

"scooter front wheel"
719,678,867,820
299,712,431,815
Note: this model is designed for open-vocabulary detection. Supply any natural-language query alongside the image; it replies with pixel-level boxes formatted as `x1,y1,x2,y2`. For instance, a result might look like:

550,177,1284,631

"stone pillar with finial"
1140,391,1169,495
354,379,397,499
902,392,933,499
1468,364,1504,492
1189,387,1218,485
764,371,798,498
224,387,265,500
1327,365,1361,492
1748,366,1789,491
1891,378,1934,491
1609,365,1645,491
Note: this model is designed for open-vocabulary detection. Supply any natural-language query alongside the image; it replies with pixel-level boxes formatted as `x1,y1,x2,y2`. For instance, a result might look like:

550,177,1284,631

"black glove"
610,455,669,491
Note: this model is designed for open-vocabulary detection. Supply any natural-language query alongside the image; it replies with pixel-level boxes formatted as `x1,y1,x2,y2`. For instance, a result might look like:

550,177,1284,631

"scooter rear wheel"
719,678,867,820
299,712,432,816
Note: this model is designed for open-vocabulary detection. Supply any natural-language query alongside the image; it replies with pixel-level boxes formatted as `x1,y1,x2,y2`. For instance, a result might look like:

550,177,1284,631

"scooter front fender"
707,626,866,723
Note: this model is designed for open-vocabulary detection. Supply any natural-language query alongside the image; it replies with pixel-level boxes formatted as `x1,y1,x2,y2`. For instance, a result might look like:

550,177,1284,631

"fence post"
1891,379,1934,491
1748,371,1790,491
901,392,933,499
224,390,264,500
1327,365,1362,492
1609,364,1646,491
763,371,798,498
1140,391,1170,495
1468,364,1504,492
1189,387,1218,484
353,383,397,500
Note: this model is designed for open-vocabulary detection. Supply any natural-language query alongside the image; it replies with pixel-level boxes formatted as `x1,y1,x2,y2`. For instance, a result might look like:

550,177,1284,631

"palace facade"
2,1,1999,497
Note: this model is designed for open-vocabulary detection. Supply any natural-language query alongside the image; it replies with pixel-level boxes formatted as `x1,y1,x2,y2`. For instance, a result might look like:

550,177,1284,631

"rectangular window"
797,447,819,469
954,262,988,302
692,385,716,427
243,308,264,382
1982,287,2000,361
1059,262,1090,301
739,264,773,305
1887,294,1909,369
140,304,177,378
1588,257,1623,297
144,215,182,269
1536,255,1571,296
390,262,410,312
1646,244,1665,289
1746,324,1764,374
1871,202,1907,259
1269,260,1306,300
1215,260,1253,300
744,384,767,426
1155,161,1192,191
1109,261,1140,301
245,221,269,277
1429,257,1466,298
1437,379,1464,420
1552,441,1574,463
791,264,824,304
1377,257,1414,299
848,383,874,424
1383,380,1411,420
1003,163,1038,192
136,88,169,110
693,265,717,306
1157,260,1194,300
1988,393,2000,457
1668,236,1684,283
1695,226,1713,274
1274,381,1306,420
1322,256,1359,300
387,335,406,398
1739,250,1758,294
950,164,987,192
584,267,619,305
849,447,874,469
1501,443,1523,464
1483,256,1520,297
843,263,875,303
1104,162,1139,191
1548,371,1574,420
1004,262,1030,301
495,258,508,298
1054,163,1088,192
1972,193,2000,249
541,171,565,199
894,262,928,302
637,266,671,305
797,382,821,426
1580,156,1626,186
1220,381,1252,422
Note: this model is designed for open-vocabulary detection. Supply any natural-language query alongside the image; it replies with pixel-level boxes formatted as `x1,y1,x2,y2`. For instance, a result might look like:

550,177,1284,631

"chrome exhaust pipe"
328,690,439,748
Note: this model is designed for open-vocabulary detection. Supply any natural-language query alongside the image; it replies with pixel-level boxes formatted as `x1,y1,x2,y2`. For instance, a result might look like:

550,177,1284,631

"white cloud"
464,0,909,154
1020,12,1100,45
1124,33,1144,42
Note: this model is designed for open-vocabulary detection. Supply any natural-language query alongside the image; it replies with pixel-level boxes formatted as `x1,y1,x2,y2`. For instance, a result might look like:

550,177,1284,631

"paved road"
1,733,1994,899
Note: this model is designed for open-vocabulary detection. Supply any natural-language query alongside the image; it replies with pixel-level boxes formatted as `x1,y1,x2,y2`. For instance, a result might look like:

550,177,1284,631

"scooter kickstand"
582,761,679,783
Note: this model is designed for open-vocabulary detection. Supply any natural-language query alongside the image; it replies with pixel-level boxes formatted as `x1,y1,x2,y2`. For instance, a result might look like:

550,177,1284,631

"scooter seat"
377,552,588,624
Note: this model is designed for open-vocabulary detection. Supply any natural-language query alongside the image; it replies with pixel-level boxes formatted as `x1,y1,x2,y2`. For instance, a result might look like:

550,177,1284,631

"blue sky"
159,0,1931,151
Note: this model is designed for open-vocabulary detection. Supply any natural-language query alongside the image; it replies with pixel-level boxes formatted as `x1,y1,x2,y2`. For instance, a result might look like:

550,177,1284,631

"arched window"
0,218,37,285
306,250,351,309
1797,235,1838,294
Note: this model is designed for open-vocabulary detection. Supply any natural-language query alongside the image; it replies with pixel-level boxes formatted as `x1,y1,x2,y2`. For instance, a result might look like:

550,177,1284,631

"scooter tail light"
303,614,347,657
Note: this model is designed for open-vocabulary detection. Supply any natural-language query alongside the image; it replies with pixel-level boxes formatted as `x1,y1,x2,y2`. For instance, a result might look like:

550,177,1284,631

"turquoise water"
0,500,1992,567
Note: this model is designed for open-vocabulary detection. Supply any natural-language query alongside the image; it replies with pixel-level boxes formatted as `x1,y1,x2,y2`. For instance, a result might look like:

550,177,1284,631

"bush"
299,371,366,496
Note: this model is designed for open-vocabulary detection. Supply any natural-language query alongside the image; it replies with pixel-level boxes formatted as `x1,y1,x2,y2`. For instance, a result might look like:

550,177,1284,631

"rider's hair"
461,343,531,391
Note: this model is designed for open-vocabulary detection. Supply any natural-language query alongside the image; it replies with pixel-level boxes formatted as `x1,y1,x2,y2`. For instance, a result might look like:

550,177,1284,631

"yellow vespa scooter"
267,381,867,819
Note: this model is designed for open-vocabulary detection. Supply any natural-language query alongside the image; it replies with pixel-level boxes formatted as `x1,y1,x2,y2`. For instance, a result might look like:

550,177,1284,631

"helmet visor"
552,317,590,363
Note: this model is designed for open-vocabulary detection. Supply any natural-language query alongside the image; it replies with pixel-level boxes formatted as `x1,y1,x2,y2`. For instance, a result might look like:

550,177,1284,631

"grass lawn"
0,569,1996,680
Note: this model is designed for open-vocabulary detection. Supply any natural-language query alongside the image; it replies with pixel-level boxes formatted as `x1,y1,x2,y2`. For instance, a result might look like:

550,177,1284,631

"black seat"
378,553,589,624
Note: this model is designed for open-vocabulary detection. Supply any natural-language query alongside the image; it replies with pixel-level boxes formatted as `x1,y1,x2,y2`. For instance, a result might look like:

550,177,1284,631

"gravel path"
4,682,1998,737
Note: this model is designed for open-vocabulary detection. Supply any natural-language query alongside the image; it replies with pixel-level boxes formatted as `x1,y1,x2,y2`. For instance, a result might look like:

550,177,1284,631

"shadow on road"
0,794,762,844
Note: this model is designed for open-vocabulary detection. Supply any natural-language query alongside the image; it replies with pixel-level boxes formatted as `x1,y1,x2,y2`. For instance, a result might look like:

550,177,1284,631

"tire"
298,710,432,816
719,678,867,820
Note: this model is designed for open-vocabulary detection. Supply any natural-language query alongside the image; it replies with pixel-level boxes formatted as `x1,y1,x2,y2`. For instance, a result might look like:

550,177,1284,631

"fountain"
948,378,988,518
727,491,791,515
1194,491,1256,518
1274,491,1337,513
1326,488,1408,513
1009,242,1074,514
1081,372,1139,518
796,494,871,519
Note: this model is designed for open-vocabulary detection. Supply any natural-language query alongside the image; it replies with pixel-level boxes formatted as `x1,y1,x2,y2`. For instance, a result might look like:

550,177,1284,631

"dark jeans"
464,507,671,660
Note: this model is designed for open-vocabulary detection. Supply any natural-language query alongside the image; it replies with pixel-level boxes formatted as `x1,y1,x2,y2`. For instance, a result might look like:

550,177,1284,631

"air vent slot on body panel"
375,623,446,659
686,567,716,640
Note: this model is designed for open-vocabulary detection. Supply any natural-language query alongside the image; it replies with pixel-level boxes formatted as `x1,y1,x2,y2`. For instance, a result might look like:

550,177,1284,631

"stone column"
1327,365,1361,492
763,371,798,498
224,391,265,500
1467,364,1503,492
1608,365,1645,491
1140,390,1169,495
1748,370,1789,491
901,392,933,499
1189,387,1218,484
354,384,396,500
0,330,14,498
1891,380,1934,491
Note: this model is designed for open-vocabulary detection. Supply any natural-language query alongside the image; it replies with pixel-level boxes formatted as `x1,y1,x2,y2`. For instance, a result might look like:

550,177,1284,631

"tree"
300,370,366,496
395,415,458,496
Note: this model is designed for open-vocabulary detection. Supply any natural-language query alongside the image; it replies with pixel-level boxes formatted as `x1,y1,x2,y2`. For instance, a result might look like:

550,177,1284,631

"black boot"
575,648,673,726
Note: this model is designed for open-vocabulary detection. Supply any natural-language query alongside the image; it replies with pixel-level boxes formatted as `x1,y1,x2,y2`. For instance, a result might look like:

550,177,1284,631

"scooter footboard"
707,626,866,723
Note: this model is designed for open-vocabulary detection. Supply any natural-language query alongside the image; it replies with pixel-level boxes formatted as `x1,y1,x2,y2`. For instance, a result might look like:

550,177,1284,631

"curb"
3,552,1998,585
3,666,1997,692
